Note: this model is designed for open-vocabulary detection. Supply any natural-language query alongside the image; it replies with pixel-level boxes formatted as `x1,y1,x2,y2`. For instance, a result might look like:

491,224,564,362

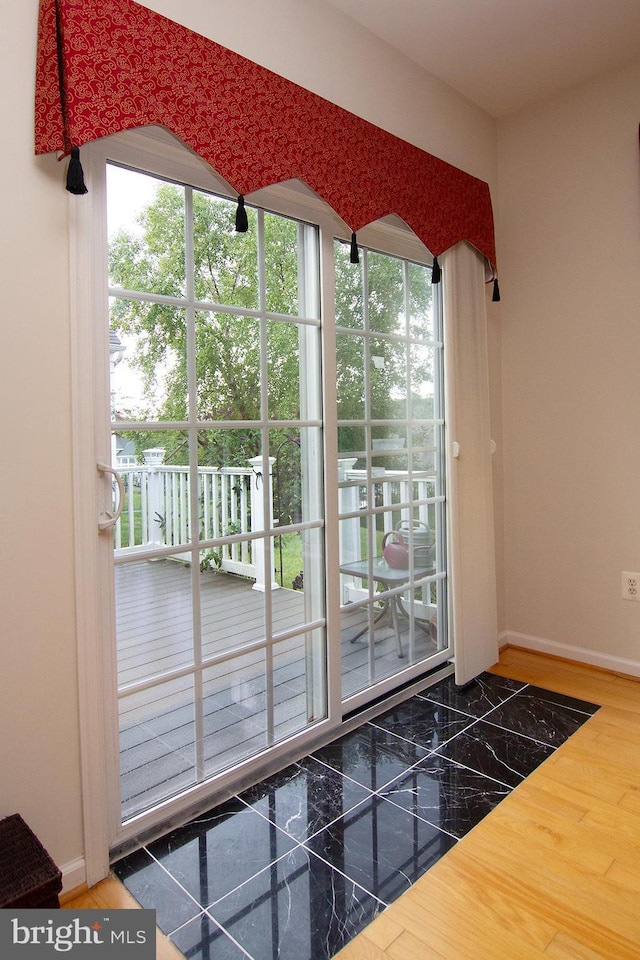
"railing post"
143,448,166,549
338,458,361,603
249,456,279,592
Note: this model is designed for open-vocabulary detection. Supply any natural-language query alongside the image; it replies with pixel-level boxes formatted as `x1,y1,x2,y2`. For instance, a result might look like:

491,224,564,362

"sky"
107,163,162,238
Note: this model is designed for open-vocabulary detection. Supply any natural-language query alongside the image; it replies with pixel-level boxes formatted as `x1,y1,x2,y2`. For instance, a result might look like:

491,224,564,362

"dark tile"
371,697,473,751
239,757,370,842
305,794,456,905
436,719,556,787
379,754,511,838
485,687,596,747
523,685,600,716
312,723,430,792
113,847,201,935
146,796,298,908
116,679,594,959
420,671,525,719
206,845,383,960
170,912,248,959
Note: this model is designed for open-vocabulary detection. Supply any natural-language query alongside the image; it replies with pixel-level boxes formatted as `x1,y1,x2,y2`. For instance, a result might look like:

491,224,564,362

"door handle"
97,461,125,532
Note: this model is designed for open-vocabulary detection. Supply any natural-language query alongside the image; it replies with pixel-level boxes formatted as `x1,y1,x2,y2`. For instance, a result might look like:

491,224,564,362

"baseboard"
500,630,640,679
61,857,87,896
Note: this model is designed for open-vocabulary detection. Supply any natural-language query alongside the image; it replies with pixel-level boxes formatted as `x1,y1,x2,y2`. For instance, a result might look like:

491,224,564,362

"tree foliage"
109,181,434,474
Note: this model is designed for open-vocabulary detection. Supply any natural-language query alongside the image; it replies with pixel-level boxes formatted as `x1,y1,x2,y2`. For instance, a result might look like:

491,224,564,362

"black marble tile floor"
114,672,600,960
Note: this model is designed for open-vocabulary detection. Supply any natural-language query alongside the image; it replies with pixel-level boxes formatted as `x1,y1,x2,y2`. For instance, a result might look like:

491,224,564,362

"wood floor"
63,647,640,960
338,647,640,960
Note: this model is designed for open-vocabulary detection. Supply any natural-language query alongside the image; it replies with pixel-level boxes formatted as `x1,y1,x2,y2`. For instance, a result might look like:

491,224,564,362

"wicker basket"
0,814,62,908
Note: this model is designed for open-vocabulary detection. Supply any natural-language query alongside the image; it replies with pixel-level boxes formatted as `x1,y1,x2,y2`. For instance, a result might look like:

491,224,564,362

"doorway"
92,134,451,850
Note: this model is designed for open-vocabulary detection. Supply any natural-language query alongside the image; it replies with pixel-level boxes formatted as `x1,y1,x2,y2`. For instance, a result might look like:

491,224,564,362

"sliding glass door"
334,239,448,707
96,137,450,842
107,164,326,822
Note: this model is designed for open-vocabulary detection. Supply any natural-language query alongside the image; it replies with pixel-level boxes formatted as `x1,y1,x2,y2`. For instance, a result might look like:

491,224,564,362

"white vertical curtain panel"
443,242,499,686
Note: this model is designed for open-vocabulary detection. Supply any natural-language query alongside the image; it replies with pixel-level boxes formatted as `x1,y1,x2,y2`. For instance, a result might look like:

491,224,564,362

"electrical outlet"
621,571,640,600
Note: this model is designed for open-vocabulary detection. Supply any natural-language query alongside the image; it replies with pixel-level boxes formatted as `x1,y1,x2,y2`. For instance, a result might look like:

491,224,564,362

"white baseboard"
500,630,640,679
61,857,87,895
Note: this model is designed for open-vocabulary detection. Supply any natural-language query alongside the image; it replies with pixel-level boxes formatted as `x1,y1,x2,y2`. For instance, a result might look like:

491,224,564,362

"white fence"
113,450,437,596
113,450,276,589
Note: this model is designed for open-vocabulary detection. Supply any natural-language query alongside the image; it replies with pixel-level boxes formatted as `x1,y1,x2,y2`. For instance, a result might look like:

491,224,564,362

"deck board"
115,559,437,819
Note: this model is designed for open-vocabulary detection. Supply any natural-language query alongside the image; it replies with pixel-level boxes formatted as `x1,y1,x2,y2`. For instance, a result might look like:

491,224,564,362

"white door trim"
69,147,113,886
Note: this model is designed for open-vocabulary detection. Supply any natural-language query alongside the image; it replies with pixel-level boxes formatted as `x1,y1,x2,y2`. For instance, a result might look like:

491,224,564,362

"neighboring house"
114,439,137,469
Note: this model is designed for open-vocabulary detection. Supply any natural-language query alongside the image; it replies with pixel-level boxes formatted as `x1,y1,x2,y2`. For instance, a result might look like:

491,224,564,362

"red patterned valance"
35,0,497,270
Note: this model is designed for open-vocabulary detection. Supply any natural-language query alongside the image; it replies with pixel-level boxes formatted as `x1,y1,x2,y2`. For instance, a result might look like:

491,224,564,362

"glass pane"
271,427,323,527
334,239,364,328
265,212,300,315
267,320,299,420
273,531,304,593
111,439,191,552
202,651,267,776
341,598,370,700
336,333,365,420
371,427,407,473
193,191,258,308
108,166,186,298
272,525,325,604
110,301,186,422
368,250,405,336
200,557,266,660
195,312,261,421
115,556,195,686
273,629,327,739
411,426,437,474
387,581,440,655
337,426,365,461
267,320,322,422
196,426,261,473
339,514,367,570
370,337,407,421
408,261,434,340
298,323,322,420
119,675,195,820
410,342,435,419
340,568,441,697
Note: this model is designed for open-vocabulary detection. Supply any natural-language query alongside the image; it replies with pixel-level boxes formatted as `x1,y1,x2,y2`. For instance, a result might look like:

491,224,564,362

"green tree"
109,184,433,467
333,239,433,456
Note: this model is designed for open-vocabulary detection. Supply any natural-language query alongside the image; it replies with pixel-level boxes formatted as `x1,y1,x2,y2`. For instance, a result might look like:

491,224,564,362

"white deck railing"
113,449,276,589
112,450,436,597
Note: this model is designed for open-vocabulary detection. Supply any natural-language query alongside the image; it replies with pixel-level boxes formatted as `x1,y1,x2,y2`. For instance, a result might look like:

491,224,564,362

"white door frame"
70,129,456,884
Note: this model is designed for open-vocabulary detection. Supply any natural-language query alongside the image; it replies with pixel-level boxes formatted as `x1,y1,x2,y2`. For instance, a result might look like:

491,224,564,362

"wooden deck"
115,560,437,819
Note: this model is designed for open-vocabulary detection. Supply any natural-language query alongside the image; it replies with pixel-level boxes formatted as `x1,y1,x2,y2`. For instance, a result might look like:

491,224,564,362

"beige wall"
0,0,83,872
497,56,640,670
0,0,497,882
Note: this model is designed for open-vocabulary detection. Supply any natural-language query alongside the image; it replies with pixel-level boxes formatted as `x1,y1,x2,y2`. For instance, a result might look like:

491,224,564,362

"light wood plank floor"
64,647,640,960
337,647,640,960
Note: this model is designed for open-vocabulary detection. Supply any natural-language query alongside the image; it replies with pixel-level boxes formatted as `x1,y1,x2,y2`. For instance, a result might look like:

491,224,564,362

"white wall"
0,0,84,875
0,0,497,884
498,56,640,672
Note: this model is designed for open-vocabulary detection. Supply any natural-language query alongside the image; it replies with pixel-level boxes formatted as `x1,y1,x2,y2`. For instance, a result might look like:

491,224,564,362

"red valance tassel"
431,256,441,284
